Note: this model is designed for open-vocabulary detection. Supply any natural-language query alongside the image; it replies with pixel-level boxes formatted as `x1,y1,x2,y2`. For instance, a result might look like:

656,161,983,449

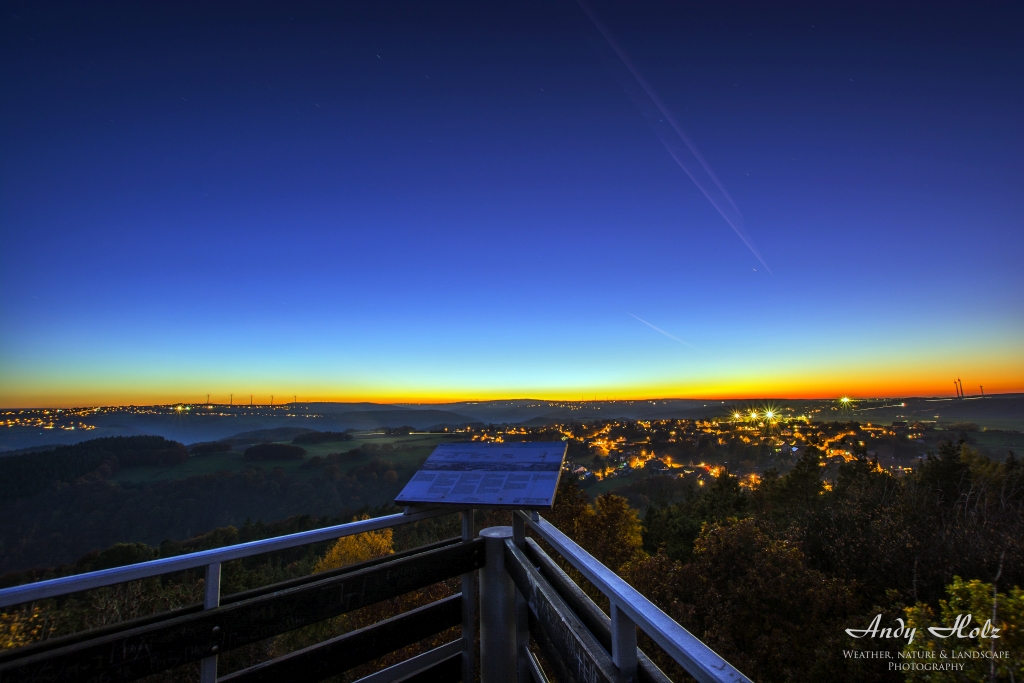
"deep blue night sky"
2,1,1022,405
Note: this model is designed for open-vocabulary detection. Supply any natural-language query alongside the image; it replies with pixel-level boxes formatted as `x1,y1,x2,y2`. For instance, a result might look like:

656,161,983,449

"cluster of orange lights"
731,408,778,422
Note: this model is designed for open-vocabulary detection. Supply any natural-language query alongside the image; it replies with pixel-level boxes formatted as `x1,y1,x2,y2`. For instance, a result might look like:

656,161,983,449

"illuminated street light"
765,410,775,419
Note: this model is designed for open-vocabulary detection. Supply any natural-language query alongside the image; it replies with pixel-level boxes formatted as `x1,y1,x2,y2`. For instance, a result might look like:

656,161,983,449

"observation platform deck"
0,507,751,683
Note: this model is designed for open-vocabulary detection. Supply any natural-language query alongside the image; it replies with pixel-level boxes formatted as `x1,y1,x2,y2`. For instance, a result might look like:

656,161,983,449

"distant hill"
643,407,726,420
324,409,478,430
299,402,411,414
0,443,72,458
516,414,577,427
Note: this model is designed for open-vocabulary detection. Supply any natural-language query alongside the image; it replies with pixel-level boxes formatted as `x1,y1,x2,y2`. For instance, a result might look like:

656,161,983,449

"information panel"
395,442,568,509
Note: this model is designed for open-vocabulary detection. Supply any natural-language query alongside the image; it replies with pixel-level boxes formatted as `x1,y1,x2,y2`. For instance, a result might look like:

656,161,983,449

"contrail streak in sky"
575,0,773,274
628,313,697,350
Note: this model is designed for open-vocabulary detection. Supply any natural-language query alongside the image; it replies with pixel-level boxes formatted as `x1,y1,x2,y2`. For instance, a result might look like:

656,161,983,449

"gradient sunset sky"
2,1,1022,407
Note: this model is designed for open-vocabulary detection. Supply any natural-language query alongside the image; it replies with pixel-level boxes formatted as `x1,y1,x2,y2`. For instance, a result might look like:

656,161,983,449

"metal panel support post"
610,600,638,680
201,562,221,683
512,513,531,683
462,509,478,683
479,526,516,683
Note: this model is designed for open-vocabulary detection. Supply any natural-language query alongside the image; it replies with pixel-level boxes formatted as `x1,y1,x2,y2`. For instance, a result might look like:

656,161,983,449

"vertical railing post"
479,526,516,683
610,600,638,681
462,509,478,683
201,562,221,683
512,512,531,683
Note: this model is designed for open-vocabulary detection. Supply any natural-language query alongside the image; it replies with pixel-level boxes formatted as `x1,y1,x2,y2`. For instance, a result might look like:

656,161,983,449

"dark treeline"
190,442,232,455
0,436,187,499
291,431,353,445
544,440,1023,682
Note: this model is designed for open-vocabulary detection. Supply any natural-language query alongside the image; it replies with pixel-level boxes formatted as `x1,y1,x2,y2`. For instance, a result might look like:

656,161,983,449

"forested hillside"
0,435,433,572
0,436,187,499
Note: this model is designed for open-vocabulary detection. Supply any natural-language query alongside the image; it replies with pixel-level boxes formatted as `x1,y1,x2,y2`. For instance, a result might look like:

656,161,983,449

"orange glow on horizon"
2,367,1022,409
3,386,1024,409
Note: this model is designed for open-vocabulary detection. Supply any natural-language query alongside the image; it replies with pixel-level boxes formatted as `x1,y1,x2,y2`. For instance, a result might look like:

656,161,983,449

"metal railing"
0,506,469,683
513,510,752,683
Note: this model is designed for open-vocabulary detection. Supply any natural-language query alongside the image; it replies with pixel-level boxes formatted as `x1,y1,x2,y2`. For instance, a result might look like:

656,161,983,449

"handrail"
0,506,459,608
522,537,671,683
517,511,752,683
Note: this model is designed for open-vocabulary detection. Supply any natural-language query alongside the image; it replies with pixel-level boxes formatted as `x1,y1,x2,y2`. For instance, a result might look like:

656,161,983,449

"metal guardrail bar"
517,511,752,683
351,639,463,683
0,507,459,608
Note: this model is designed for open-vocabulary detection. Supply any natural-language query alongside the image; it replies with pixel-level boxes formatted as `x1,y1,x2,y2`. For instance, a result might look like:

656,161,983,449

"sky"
1,1,1022,407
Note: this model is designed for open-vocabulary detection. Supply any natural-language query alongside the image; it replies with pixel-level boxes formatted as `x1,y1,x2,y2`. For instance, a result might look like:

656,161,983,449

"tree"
642,468,746,562
544,480,645,574
779,446,825,509
579,493,645,574
544,478,591,541
918,439,972,506
904,576,1024,682
626,518,857,683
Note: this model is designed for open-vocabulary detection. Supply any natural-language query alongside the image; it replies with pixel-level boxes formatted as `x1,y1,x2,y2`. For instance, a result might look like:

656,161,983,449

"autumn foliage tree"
313,520,393,572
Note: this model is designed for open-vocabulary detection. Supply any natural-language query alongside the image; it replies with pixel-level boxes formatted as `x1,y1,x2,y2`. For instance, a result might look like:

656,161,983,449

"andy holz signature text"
846,614,1001,645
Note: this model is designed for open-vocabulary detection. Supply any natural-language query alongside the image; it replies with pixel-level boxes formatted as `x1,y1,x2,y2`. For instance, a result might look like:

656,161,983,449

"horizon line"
1,391,1019,410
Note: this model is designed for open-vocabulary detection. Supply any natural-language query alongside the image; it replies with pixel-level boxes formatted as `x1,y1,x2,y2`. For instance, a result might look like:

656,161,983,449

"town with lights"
465,406,937,500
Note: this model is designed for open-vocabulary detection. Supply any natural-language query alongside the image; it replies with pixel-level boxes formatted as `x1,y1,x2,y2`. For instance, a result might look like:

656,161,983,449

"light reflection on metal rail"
0,507,457,609
516,510,752,683
351,639,463,683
